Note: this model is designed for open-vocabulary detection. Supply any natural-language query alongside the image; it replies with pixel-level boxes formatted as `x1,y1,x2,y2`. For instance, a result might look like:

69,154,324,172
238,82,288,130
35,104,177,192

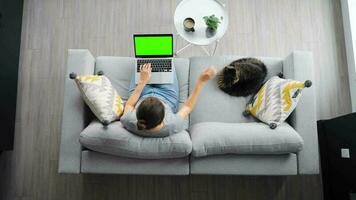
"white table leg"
174,33,179,54
212,40,219,55
175,34,220,56
201,46,211,56
174,34,194,56
175,43,192,56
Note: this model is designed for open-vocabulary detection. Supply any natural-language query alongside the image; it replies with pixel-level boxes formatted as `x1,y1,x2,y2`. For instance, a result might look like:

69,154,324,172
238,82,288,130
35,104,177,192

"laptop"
133,34,174,84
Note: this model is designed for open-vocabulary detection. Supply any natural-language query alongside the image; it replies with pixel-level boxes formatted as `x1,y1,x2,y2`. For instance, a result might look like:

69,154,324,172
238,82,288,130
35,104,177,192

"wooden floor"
1,0,351,199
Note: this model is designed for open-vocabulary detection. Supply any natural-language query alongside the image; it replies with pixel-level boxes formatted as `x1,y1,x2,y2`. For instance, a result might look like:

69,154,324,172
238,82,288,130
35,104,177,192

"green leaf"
203,14,221,30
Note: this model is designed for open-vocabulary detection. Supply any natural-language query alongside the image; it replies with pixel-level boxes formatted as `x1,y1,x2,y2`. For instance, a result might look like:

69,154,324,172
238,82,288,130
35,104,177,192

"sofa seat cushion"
79,120,192,159
189,56,284,125
190,122,304,157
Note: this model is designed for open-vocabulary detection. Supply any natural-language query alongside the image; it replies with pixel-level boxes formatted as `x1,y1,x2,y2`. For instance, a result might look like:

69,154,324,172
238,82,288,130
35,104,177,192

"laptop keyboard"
137,59,172,72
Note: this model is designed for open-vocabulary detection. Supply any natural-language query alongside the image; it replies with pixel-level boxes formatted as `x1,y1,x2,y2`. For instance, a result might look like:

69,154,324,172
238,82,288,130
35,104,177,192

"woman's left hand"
198,66,217,83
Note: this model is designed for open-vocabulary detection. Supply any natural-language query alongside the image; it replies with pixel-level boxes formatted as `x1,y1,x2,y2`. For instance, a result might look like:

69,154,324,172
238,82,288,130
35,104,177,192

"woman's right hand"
139,63,152,84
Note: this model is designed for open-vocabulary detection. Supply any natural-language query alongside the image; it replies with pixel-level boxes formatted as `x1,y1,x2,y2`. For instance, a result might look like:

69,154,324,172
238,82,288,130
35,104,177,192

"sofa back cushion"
189,56,283,125
95,57,134,100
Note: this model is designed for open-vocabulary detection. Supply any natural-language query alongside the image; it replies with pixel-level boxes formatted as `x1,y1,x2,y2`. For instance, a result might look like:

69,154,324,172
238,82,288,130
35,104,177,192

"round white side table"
174,0,228,56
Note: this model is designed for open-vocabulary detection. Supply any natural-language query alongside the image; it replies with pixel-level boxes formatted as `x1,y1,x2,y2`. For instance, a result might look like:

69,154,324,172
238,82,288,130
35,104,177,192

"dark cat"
218,58,267,96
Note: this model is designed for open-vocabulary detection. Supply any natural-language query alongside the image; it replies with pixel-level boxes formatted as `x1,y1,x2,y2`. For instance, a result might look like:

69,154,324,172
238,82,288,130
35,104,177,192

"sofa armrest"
58,49,95,173
283,51,319,174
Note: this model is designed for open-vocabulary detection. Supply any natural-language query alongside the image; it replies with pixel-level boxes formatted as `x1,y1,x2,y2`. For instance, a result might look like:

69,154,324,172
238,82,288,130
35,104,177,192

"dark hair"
136,97,165,130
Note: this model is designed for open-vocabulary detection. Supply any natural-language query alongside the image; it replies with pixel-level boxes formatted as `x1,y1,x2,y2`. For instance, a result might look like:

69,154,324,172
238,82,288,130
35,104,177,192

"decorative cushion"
72,74,124,124
245,76,311,129
190,122,304,157
79,120,192,159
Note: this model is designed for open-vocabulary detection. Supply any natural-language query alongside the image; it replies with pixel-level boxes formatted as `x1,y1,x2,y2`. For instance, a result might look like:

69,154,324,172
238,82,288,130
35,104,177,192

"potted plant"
203,14,222,37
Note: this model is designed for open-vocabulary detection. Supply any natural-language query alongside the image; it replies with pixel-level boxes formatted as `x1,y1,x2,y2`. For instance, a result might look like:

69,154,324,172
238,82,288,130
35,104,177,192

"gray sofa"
59,49,319,175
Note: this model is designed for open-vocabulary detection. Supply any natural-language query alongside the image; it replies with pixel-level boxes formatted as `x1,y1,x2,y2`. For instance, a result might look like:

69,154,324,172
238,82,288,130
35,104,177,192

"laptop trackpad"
150,73,173,84
135,72,173,84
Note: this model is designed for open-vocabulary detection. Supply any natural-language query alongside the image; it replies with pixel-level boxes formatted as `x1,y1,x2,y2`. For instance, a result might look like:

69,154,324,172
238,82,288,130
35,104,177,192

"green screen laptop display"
134,35,173,57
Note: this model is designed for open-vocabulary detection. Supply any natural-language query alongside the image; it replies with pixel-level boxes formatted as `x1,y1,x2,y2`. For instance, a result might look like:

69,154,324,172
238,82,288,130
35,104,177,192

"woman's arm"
123,63,152,114
177,67,217,119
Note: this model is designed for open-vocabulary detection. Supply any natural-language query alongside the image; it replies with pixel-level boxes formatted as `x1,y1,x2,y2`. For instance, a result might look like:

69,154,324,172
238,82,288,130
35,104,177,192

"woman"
121,63,216,137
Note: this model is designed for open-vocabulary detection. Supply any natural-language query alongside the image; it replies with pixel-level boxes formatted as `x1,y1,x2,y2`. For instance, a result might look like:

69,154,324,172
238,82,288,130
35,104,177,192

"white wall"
341,0,356,111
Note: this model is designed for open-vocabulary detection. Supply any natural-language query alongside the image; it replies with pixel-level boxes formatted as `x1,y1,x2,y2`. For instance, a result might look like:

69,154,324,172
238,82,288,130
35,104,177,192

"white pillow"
71,73,124,125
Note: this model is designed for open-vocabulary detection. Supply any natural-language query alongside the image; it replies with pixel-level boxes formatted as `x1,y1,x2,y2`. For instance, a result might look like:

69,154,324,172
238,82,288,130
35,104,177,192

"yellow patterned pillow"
70,72,124,125
245,76,312,129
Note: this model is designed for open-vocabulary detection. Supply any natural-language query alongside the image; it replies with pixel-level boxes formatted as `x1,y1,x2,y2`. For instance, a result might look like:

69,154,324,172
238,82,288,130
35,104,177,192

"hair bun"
137,119,146,130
